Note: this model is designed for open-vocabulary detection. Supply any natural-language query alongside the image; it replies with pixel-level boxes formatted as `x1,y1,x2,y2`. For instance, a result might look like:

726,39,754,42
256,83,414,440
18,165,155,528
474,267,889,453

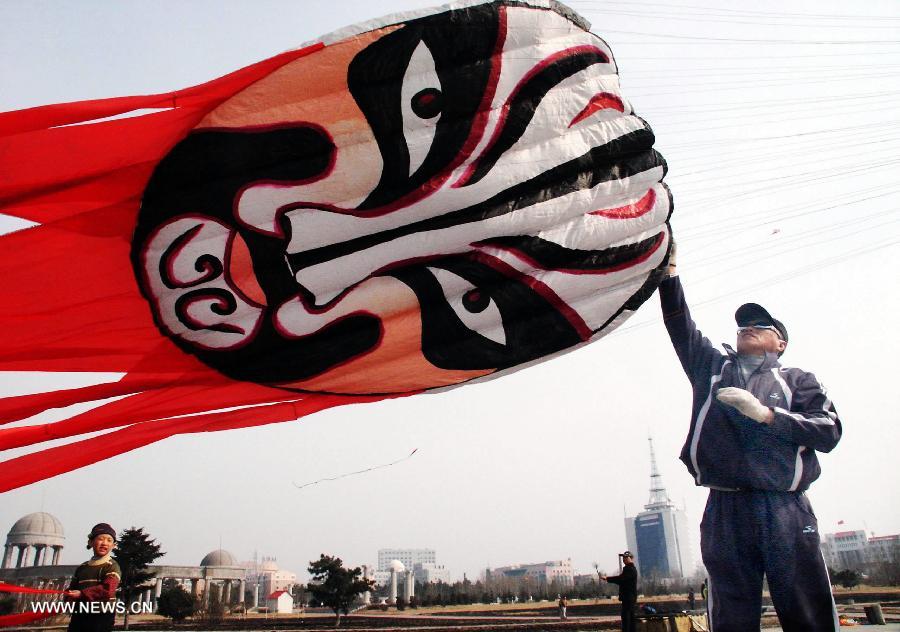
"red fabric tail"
0,222,167,373
0,583,64,595
0,46,322,137
0,393,387,493
0,612,56,627
0,44,322,225
0,583,64,628
0,373,205,426
0,379,298,449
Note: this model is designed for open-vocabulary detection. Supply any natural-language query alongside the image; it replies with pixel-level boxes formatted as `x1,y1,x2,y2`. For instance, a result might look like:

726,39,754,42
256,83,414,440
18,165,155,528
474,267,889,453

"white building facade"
373,550,447,592
377,549,436,572
241,556,297,607
413,562,451,584
489,559,574,586
868,535,900,564
821,530,900,570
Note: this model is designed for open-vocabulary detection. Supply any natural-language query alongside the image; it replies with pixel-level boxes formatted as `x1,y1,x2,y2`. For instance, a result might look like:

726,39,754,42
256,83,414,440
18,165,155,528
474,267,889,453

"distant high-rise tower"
624,436,694,578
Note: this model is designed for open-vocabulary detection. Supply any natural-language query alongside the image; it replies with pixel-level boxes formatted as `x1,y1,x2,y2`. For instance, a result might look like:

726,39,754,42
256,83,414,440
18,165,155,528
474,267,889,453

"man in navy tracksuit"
659,249,841,631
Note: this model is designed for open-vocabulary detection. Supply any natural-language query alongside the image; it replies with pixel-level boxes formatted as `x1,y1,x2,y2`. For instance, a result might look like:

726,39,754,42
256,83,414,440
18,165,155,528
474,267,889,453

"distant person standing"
601,551,637,632
687,586,696,610
659,243,842,631
64,523,120,632
558,595,567,620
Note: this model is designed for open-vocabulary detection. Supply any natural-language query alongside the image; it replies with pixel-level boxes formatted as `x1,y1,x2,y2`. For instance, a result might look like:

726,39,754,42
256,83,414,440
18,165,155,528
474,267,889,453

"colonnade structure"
122,549,246,610
387,560,415,604
0,512,71,614
2,512,65,570
1,514,246,614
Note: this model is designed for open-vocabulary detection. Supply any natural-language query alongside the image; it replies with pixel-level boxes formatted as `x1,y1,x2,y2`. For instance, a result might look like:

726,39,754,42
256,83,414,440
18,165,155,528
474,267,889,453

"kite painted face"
132,1,672,395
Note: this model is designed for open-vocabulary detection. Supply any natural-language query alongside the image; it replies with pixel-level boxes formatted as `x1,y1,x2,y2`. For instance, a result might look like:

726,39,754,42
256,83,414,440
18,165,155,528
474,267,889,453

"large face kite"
132,1,671,395
0,0,672,492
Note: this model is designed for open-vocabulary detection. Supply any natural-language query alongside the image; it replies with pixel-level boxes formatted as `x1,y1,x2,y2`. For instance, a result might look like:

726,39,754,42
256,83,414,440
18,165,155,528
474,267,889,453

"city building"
413,562,450,584
377,548,436,572
821,530,867,570
374,548,447,592
624,437,694,579
821,530,900,570
373,564,450,586
241,555,297,605
489,559,574,586
868,535,900,564
574,573,601,588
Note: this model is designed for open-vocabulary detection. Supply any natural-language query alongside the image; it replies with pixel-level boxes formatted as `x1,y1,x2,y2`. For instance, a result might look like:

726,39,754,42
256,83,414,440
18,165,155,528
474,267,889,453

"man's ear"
777,340,787,354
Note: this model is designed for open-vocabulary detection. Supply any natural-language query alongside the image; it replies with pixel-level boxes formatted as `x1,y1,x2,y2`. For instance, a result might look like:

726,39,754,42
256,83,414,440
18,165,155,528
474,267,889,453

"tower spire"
646,435,673,510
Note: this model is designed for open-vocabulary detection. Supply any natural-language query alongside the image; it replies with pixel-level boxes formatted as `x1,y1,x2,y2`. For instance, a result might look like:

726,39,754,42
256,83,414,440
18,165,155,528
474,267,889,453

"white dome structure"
3,512,65,568
200,549,238,567
390,559,405,572
8,512,65,545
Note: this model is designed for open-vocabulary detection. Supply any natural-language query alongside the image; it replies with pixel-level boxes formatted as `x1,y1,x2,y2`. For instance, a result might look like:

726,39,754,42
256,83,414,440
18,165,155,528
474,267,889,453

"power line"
624,64,900,77
620,52,900,60
571,8,900,30
608,239,899,337
689,217,900,280
598,29,900,44
571,1,900,22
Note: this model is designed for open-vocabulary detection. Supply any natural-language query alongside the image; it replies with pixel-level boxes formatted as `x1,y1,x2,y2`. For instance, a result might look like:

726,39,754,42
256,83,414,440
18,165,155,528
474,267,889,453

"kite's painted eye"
401,41,442,176
427,267,506,346
462,288,489,313
411,88,442,119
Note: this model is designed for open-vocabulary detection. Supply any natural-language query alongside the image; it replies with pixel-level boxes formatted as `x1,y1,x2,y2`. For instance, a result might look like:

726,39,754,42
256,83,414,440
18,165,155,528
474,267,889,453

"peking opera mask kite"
0,0,672,492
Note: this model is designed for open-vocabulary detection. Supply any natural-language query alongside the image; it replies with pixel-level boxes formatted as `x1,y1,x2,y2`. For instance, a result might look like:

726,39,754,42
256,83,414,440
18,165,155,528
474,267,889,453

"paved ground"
768,625,900,631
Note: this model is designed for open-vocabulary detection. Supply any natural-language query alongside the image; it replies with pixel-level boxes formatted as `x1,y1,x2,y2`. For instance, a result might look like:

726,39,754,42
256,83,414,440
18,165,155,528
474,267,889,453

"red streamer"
0,582,64,595
0,612,57,627
0,583,66,628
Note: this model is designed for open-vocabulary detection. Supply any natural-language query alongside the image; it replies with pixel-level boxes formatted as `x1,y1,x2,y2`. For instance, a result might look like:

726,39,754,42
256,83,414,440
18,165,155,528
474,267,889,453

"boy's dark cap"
622,551,633,558
735,303,788,343
88,523,116,541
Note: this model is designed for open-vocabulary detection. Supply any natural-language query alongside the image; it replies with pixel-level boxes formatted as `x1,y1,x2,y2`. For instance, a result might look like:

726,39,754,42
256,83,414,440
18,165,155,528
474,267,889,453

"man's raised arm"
658,244,719,381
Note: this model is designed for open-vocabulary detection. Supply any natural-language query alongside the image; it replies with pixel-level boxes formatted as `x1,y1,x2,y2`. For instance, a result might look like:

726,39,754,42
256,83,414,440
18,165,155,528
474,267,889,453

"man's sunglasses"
737,325,783,340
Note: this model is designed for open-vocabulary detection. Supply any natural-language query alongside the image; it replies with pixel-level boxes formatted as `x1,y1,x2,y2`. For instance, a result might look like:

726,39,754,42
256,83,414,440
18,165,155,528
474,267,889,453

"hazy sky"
1,0,898,583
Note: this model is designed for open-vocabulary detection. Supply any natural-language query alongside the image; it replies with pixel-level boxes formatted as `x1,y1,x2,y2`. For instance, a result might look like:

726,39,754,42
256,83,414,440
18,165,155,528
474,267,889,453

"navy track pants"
701,490,839,632
620,600,636,632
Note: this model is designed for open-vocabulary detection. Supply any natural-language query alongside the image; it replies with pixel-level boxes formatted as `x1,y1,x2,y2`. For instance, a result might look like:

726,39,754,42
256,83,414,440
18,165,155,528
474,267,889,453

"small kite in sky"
0,0,672,492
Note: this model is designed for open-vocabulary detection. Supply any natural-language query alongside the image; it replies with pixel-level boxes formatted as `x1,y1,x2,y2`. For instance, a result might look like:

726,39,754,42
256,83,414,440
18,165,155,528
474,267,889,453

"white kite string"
293,449,418,490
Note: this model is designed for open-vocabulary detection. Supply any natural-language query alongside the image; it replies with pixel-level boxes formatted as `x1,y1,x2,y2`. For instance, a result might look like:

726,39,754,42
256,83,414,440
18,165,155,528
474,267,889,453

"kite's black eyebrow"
460,48,611,187
479,232,663,272
285,127,661,276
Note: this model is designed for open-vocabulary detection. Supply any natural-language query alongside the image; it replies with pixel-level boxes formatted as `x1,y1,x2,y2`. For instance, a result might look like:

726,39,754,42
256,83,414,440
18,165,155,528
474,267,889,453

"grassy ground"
22,586,892,631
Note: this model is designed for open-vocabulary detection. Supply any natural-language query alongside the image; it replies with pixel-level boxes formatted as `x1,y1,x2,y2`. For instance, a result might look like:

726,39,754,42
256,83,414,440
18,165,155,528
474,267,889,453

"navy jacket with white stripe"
659,276,841,492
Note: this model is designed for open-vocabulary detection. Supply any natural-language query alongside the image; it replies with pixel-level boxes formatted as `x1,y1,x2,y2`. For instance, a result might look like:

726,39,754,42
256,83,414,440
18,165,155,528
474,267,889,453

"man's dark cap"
88,523,117,542
621,551,634,558
735,303,788,343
